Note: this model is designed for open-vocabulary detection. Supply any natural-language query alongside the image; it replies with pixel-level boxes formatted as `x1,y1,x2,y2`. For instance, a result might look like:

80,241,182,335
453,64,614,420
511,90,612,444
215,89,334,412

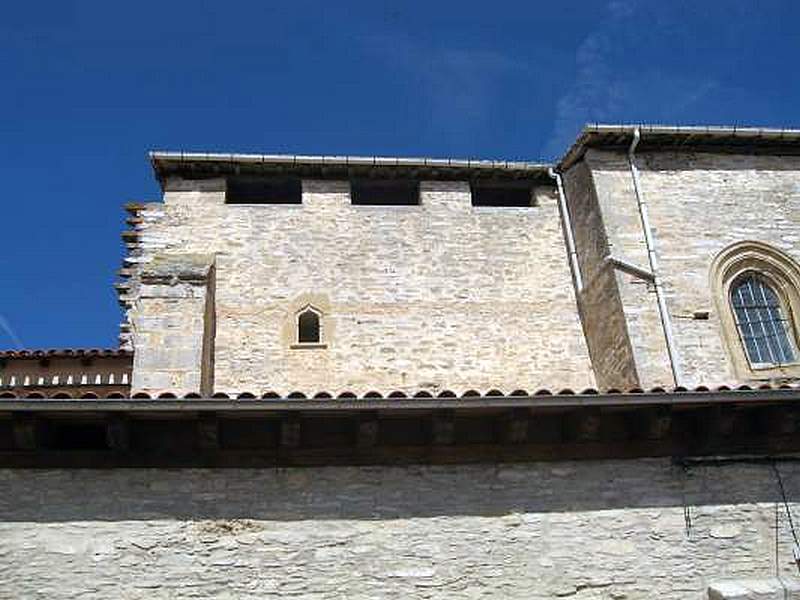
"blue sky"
2,0,799,349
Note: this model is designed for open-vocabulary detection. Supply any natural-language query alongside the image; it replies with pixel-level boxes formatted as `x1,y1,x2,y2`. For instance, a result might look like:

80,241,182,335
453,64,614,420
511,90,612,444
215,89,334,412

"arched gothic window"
711,241,800,378
297,307,321,344
730,274,796,366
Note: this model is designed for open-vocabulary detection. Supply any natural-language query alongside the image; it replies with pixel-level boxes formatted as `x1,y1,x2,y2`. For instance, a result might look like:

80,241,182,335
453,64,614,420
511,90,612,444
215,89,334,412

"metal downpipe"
549,168,583,294
628,128,684,387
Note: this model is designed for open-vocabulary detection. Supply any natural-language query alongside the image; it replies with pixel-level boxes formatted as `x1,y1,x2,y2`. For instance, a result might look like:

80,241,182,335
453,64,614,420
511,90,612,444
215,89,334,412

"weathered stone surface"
140,254,214,285
562,160,638,391
127,180,593,395
130,255,215,395
708,578,800,600
565,150,800,389
1,459,799,599
123,149,800,395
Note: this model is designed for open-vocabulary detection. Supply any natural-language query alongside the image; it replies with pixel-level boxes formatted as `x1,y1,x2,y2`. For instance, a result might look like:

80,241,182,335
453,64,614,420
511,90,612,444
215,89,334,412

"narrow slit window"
730,274,797,367
298,309,321,344
226,176,302,204
471,181,535,207
351,180,419,206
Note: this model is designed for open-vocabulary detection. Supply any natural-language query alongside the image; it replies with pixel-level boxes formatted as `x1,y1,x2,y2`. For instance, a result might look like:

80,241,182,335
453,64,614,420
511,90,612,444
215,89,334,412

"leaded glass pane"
730,275,796,366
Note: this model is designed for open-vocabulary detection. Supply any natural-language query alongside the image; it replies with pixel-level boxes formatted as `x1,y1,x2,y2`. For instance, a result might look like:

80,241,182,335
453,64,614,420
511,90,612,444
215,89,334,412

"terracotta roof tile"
0,383,798,400
0,348,132,359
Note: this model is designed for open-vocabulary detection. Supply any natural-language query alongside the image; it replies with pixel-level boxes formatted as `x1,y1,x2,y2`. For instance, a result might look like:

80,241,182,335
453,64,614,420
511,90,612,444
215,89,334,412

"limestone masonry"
4,124,800,599
118,126,800,397
3,459,800,600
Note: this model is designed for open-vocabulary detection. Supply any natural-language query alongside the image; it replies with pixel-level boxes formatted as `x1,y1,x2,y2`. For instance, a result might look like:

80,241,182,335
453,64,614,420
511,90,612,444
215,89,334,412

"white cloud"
541,0,727,160
0,314,23,348
366,33,535,145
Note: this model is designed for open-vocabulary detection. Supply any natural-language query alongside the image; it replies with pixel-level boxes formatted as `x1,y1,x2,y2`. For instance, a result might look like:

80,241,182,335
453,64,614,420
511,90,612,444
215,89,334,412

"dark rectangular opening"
302,417,356,447
0,421,14,450
132,421,197,453
47,422,109,450
471,181,535,207
379,417,430,446
528,413,563,443
351,179,419,206
220,419,280,449
454,416,497,445
602,413,631,442
226,176,302,204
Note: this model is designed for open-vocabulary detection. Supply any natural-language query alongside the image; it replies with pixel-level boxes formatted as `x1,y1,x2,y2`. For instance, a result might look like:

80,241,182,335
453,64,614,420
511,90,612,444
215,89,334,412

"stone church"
2,124,800,599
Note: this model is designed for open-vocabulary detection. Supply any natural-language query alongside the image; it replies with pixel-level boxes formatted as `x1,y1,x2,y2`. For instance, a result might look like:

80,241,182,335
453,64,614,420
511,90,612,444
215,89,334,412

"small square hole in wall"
351,179,419,206
471,180,535,207
226,176,302,204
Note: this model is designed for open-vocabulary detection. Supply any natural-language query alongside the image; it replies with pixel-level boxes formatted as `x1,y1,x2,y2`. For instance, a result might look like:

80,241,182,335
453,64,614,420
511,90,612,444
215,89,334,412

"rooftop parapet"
149,151,553,187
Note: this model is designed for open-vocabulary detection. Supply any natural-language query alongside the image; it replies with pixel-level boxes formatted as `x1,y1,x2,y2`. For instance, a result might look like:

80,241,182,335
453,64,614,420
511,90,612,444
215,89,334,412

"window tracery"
711,241,800,378
730,274,796,366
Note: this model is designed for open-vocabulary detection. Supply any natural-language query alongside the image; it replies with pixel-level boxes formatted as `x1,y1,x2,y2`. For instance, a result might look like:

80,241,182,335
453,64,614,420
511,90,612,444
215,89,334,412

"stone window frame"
291,304,327,349
711,241,800,379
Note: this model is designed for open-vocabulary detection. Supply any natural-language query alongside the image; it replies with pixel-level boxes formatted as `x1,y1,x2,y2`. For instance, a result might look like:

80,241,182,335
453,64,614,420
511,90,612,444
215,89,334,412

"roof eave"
556,123,800,172
148,151,554,187
1,387,798,412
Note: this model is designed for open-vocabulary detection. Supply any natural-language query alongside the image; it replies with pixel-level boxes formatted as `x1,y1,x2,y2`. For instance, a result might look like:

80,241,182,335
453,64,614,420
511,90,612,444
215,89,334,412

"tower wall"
567,149,800,388
126,178,594,395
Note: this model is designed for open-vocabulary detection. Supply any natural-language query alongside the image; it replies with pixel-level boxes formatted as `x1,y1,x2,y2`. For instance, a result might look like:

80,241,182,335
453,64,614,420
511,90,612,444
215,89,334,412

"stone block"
708,578,800,600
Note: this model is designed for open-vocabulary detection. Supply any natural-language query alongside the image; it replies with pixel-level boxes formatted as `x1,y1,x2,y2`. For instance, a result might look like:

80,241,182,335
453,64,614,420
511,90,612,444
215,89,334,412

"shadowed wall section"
1,459,799,599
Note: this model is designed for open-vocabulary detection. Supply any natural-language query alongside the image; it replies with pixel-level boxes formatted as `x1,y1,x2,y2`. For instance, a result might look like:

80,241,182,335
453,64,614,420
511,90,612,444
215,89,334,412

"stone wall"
2,458,799,599
127,178,593,395
562,160,638,390
577,265,638,390
130,254,215,395
125,149,800,393
574,149,800,388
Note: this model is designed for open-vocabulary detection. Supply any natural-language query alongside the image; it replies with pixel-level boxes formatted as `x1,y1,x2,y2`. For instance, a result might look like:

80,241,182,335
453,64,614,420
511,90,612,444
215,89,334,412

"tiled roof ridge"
1,382,798,400
0,348,132,359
